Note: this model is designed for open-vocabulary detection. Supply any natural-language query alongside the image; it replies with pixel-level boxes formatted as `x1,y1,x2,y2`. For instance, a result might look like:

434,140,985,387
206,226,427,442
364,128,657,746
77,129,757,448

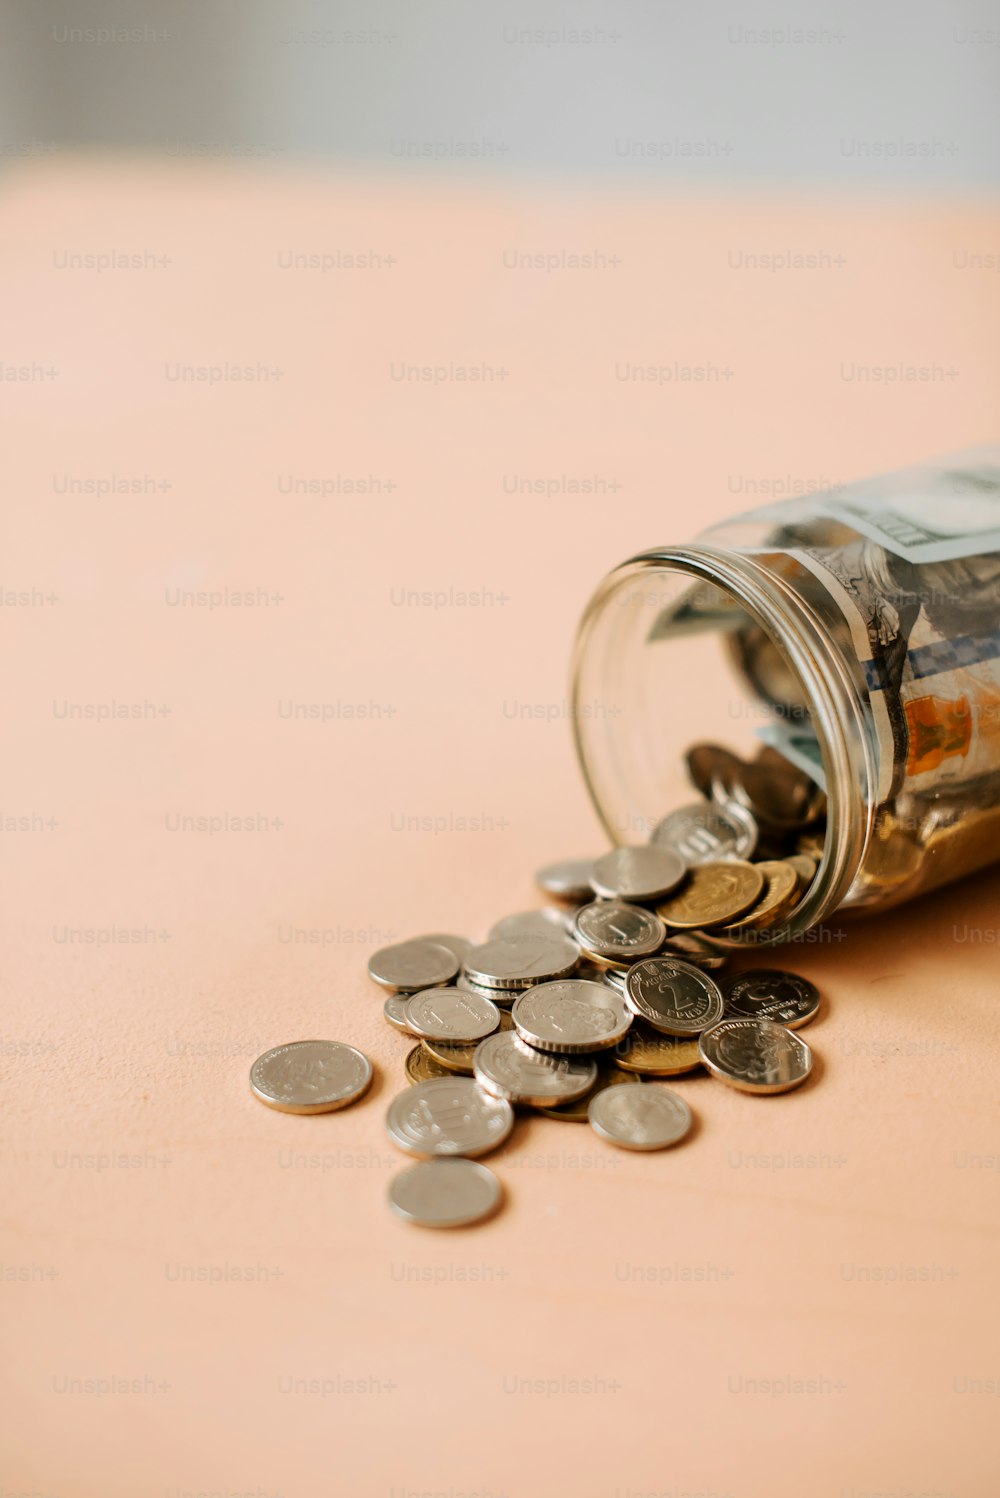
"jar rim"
570,543,874,944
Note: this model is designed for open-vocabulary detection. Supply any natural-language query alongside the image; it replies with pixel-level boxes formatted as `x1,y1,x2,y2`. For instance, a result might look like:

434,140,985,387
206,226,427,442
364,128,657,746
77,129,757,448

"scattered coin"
462,933,580,990
624,957,725,1036
699,1018,812,1094
662,931,730,971
612,1024,703,1077
588,1084,693,1151
589,845,687,902
473,1030,597,1106
403,986,500,1043
536,857,599,902
488,908,577,942
367,939,458,992
386,1076,514,1158
651,801,758,864
723,969,821,1029
250,1040,373,1115
657,861,764,930
383,994,418,1035
421,1010,515,1074
719,859,800,933
415,933,475,965
404,1044,455,1084
511,979,633,1054
573,901,666,962
534,1061,642,1122
388,1159,502,1228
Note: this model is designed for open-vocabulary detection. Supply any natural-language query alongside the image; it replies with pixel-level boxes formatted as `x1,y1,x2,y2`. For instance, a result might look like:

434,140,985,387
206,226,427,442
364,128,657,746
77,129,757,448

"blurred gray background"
1,0,998,185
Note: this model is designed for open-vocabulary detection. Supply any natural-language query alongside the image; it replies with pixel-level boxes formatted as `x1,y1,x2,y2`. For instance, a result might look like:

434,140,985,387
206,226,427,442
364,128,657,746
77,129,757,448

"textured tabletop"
2,161,999,1498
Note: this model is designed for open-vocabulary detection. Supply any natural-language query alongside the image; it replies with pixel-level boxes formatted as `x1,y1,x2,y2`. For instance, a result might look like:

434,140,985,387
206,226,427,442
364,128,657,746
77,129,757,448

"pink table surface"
2,160,999,1498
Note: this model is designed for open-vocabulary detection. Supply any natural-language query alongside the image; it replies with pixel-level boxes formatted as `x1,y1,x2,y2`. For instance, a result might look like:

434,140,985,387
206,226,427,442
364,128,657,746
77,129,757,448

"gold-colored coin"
657,860,764,930
404,1044,454,1084
719,860,799,933
612,1025,703,1076
785,852,818,888
797,830,826,862
421,1010,514,1074
534,1061,642,1121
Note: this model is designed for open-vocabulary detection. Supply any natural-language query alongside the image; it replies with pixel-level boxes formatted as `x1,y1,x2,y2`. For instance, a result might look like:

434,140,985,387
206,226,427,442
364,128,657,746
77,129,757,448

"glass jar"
570,446,1000,943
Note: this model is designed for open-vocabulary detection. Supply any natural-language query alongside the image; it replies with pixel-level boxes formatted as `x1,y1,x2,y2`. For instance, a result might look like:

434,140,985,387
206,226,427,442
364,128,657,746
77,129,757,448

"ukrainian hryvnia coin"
723,969,821,1029
421,1011,515,1075
535,1062,642,1122
535,857,599,903
462,933,580,990
383,994,418,1035
367,939,458,992
573,901,665,963
250,1041,373,1115
785,853,818,888
488,908,577,942
661,931,729,971
624,957,725,1036
612,1024,703,1077
414,932,474,965
404,1044,454,1084
588,1084,693,1151
699,1018,812,1095
718,860,800,934
651,801,758,865
657,861,764,930
473,1031,597,1106
589,846,686,903
403,986,500,1043
386,1076,514,1158
511,979,632,1054
388,1159,503,1228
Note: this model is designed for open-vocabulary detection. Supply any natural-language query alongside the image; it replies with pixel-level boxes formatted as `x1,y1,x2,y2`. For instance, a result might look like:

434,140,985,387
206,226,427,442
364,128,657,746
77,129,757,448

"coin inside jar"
650,801,758,864
624,957,725,1036
367,938,458,992
699,1017,812,1094
656,861,764,930
588,1083,693,1151
511,979,633,1054
589,845,687,902
717,859,800,934
388,1159,503,1228
403,986,500,1043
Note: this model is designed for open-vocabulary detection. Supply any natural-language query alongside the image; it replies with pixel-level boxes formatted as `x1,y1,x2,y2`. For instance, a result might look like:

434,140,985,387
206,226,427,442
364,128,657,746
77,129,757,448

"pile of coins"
249,739,826,1228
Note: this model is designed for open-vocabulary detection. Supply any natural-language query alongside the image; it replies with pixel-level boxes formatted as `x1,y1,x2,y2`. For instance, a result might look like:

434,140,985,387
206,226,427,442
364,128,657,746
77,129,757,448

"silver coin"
699,1018,812,1095
456,971,521,1008
462,933,579,990
388,1159,502,1229
511,979,632,1054
588,1083,693,1151
662,931,730,971
383,994,418,1035
250,1040,373,1115
415,932,474,965
535,857,599,902
473,1030,597,1106
385,1076,514,1158
625,957,725,1036
573,901,665,962
488,908,577,941
600,964,629,993
367,938,458,992
403,986,500,1043
421,1009,515,1075
651,801,758,865
589,846,687,902
723,969,821,1029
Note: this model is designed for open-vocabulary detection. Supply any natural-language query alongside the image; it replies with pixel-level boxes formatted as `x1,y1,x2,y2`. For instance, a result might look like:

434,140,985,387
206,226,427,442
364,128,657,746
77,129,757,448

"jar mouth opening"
570,545,873,945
